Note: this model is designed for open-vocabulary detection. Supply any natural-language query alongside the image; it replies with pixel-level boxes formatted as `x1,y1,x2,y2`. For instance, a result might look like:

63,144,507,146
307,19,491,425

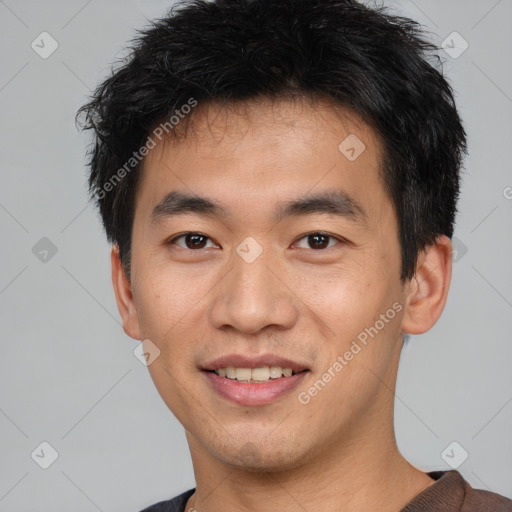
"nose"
208,248,299,335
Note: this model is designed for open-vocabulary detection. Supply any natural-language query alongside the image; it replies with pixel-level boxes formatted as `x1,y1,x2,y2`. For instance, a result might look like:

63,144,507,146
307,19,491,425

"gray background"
0,0,511,510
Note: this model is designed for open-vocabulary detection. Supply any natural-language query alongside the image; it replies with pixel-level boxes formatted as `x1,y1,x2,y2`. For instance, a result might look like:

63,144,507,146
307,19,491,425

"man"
77,0,512,510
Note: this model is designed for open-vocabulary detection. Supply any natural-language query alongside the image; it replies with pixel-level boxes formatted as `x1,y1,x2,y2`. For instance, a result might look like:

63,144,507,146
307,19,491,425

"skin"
112,96,453,512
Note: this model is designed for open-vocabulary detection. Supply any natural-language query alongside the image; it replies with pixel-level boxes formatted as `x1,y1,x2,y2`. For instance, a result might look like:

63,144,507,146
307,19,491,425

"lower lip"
203,370,309,406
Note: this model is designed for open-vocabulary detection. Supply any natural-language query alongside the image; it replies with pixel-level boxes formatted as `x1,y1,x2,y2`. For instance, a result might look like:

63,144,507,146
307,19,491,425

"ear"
111,245,141,340
401,235,453,335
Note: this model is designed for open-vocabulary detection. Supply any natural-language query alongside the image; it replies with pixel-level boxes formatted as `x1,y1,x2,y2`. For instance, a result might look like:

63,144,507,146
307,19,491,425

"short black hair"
77,0,467,281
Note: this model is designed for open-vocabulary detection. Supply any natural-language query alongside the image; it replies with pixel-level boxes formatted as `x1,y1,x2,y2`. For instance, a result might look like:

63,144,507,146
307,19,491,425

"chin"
213,440,309,473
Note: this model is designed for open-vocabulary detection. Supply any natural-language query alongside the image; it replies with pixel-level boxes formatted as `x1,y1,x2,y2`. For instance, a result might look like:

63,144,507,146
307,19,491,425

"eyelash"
166,231,345,251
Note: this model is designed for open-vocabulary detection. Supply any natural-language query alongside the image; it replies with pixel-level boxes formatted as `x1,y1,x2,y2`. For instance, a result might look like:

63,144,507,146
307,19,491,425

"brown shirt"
139,470,512,511
401,470,512,511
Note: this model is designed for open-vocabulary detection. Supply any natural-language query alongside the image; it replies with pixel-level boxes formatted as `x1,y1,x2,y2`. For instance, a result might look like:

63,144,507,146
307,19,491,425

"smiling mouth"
205,367,309,383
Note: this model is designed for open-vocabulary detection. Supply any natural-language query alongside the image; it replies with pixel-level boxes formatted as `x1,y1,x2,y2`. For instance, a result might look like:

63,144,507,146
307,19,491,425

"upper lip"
201,354,309,372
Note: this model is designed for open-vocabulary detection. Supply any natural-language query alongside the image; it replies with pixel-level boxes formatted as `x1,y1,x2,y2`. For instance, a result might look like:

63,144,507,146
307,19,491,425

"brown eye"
169,233,216,250
295,232,342,250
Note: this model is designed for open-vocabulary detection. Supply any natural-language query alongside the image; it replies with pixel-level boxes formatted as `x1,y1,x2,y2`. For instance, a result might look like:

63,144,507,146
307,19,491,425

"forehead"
135,96,388,224
148,96,382,157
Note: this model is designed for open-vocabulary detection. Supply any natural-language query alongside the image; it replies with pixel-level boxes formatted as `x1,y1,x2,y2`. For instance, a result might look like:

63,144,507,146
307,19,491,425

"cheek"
293,262,401,376
291,263,382,332
135,258,203,328
132,258,222,377
145,355,198,430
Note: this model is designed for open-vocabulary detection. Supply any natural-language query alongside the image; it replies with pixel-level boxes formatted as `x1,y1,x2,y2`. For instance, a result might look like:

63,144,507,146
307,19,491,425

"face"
121,97,412,471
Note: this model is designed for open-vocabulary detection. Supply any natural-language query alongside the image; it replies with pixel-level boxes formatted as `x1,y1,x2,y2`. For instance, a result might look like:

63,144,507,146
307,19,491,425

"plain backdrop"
1,1,511,510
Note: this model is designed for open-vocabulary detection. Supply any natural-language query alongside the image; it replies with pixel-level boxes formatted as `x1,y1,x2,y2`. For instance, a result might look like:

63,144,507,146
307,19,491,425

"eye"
294,232,344,250
168,232,217,250
166,231,345,251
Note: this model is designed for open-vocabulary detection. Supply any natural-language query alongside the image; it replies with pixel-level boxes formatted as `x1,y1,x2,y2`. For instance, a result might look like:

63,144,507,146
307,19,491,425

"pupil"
309,233,328,249
183,233,329,250
186,234,207,249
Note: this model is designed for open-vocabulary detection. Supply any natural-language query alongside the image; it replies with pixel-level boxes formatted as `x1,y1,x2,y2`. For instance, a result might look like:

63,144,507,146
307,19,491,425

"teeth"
214,366,297,382
236,368,252,381
269,366,283,378
251,367,270,381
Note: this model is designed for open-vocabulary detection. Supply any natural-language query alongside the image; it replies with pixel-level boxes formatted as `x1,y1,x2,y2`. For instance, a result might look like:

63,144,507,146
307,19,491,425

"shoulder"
402,470,512,511
462,480,512,511
138,488,195,512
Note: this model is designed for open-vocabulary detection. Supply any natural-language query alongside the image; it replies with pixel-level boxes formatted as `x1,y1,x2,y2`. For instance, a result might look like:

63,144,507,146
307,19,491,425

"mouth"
200,356,311,406
203,366,308,383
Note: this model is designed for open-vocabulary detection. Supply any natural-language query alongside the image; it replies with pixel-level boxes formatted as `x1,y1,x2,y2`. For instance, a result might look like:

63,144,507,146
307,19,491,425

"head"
77,0,466,472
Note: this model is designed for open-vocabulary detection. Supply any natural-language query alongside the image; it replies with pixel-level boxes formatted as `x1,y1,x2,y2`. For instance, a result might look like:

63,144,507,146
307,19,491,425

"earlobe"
111,245,141,340
401,235,453,335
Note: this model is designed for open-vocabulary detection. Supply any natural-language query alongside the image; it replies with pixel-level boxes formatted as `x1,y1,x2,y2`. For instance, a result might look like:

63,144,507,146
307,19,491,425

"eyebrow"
151,190,367,225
